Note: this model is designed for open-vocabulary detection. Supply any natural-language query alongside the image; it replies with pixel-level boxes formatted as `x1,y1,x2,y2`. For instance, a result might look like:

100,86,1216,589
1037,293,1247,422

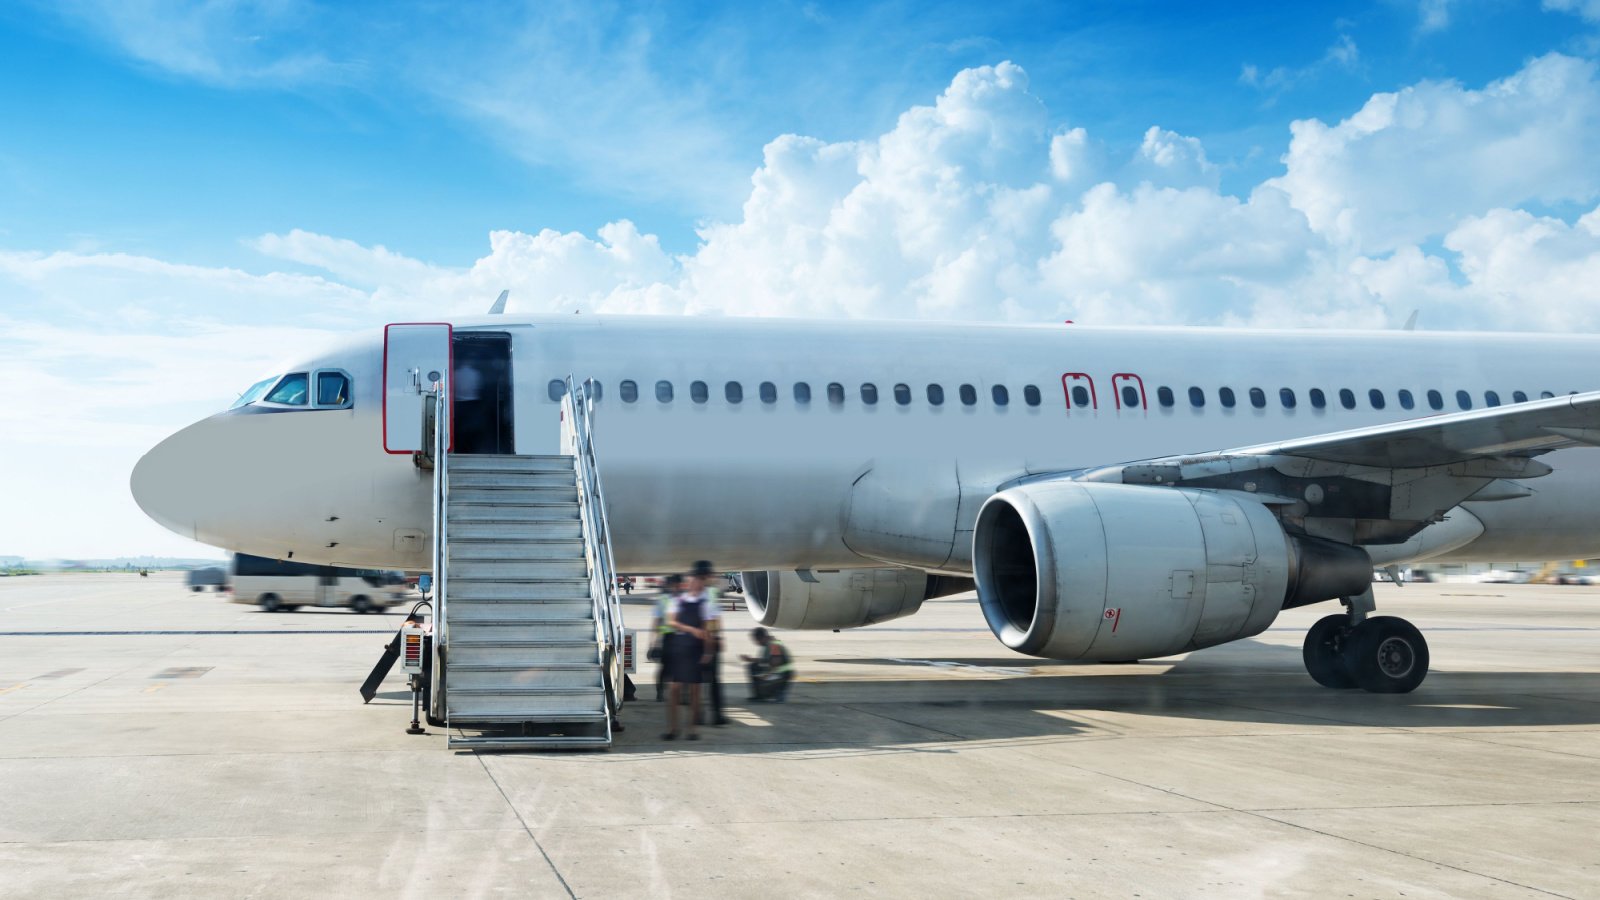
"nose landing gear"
1301,589,1430,693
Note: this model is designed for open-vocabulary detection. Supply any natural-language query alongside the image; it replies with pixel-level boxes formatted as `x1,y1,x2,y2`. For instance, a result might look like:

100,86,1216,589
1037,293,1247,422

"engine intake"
973,482,1371,660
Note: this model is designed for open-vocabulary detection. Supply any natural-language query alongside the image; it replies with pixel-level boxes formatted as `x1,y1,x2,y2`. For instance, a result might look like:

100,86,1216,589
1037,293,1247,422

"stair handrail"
563,375,624,712
429,386,450,717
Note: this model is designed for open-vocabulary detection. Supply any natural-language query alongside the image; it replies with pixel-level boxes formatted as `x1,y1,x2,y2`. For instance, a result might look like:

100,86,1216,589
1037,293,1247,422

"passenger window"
1218,387,1236,408
760,382,777,404
828,383,845,405
861,383,878,405
1024,385,1041,407
1398,389,1414,410
1157,386,1175,408
726,382,744,404
1427,389,1443,410
1512,390,1528,403
266,373,309,405
655,380,674,403
1456,390,1472,410
1072,385,1091,407
1188,386,1205,408
960,384,977,406
315,372,349,407
1249,387,1266,409
1339,388,1356,410
894,383,911,406
547,379,565,402
1120,385,1138,409
690,380,709,403
1540,391,1555,399
992,385,1009,406
620,380,638,403
928,384,945,406
1369,389,1385,410
589,381,603,401
1485,390,1501,407
1280,388,1296,409
794,382,811,404
1309,388,1326,409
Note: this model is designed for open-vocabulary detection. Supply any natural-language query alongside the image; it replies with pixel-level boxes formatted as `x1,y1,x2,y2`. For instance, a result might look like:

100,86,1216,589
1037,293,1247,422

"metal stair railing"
562,376,625,717
428,387,450,723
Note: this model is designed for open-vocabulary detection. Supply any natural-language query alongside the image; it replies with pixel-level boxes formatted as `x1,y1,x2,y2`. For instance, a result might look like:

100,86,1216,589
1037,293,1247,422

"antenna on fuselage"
487,289,509,315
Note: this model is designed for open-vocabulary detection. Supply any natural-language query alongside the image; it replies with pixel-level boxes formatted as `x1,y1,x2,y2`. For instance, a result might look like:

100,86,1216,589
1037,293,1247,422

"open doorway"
452,332,514,454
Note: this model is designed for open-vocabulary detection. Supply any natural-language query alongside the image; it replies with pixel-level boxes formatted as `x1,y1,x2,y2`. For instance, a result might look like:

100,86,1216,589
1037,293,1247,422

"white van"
231,554,411,614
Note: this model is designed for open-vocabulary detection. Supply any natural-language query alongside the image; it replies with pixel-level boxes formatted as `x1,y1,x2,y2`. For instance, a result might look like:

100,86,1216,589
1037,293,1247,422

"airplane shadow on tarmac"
595,637,1600,755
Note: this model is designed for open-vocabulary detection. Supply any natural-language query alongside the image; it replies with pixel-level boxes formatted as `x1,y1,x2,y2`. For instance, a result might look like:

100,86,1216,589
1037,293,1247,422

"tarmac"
2,572,1598,898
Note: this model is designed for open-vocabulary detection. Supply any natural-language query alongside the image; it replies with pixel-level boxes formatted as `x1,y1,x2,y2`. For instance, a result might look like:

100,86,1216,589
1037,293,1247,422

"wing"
1065,391,1600,546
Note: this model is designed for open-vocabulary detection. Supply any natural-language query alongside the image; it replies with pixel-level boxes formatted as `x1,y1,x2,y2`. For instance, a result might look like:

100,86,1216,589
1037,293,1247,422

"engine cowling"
972,481,1371,660
741,568,967,630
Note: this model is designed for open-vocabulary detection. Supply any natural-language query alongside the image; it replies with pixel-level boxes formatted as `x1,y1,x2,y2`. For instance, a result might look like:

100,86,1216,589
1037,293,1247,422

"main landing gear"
1301,588,1429,693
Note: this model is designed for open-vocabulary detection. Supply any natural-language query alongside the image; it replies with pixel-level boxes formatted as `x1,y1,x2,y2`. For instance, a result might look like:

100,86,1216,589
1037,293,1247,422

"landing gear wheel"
1342,616,1429,694
1302,614,1356,689
351,596,373,614
259,593,282,613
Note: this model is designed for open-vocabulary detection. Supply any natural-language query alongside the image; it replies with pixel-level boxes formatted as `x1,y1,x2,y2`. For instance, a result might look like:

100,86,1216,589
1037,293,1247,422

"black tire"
351,595,373,614
1342,616,1429,694
1303,614,1357,688
191,585,203,593
259,593,282,613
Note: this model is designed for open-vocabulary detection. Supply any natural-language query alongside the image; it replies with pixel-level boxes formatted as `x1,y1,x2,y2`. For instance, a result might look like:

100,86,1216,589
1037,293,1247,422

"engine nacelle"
741,568,956,630
973,482,1371,660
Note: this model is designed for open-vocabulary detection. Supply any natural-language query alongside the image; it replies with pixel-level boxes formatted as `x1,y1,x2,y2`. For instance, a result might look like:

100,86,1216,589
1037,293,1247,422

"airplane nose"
131,417,220,542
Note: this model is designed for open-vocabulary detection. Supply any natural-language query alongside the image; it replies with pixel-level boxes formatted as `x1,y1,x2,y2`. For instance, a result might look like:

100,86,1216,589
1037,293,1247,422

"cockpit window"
231,376,278,409
265,373,309,406
316,372,350,407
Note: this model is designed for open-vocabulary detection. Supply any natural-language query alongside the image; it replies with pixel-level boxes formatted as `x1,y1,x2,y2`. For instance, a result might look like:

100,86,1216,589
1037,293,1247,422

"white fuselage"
132,316,1600,573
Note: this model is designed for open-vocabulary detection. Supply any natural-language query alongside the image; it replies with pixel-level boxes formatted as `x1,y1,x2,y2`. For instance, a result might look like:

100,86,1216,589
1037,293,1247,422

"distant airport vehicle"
131,315,1600,695
231,553,409,613
185,566,227,592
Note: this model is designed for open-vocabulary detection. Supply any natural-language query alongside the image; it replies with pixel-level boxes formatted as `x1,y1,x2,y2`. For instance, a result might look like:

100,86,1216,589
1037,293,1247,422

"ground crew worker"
689,560,728,726
651,574,681,702
742,627,794,702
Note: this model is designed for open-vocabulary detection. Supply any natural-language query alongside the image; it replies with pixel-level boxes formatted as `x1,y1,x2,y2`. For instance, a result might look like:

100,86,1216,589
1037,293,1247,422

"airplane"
131,315,1600,695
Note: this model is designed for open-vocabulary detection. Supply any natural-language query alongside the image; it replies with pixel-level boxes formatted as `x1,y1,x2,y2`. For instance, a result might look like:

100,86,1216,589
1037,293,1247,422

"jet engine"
972,481,1372,661
741,568,971,630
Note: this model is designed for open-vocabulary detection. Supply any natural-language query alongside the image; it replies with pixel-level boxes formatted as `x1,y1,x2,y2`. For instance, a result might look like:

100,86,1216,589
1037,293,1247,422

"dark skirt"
664,634,704,684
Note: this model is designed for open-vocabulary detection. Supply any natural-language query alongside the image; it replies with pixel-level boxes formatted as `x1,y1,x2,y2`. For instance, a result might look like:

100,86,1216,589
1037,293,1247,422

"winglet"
1401,310,1419,331
487,290,509,315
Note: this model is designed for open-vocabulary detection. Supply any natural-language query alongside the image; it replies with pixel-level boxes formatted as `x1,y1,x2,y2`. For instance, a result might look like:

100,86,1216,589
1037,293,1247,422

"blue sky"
0,1,1586,266
4,0,1600,557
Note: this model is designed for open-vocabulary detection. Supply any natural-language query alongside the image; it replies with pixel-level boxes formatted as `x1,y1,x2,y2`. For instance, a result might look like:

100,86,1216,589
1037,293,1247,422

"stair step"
449,505,578,523
447,735,610,750
447,521,583,540
446,455,574,474
448,600,592,621
449,471,576,489
451,643,599,666
450,664,602,689
449,689,607,718
451,486,578,504
445,578,590,600
449,539,586,560
450,559,588,579
450,622,596,642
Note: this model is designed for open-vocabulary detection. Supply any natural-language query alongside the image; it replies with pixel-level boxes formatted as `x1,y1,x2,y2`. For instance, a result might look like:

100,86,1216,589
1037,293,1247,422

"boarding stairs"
425,379,627,750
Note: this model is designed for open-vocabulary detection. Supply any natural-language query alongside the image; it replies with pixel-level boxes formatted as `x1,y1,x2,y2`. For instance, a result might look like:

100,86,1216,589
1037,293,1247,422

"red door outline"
382,322,454,454
1062,373,1097,411
1112,373,1147,411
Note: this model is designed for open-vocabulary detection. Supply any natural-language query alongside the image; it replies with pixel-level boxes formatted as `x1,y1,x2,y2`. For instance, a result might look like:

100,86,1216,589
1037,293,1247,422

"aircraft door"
1062,373,1097,412
383,323,452,454
1112,373,1147,413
